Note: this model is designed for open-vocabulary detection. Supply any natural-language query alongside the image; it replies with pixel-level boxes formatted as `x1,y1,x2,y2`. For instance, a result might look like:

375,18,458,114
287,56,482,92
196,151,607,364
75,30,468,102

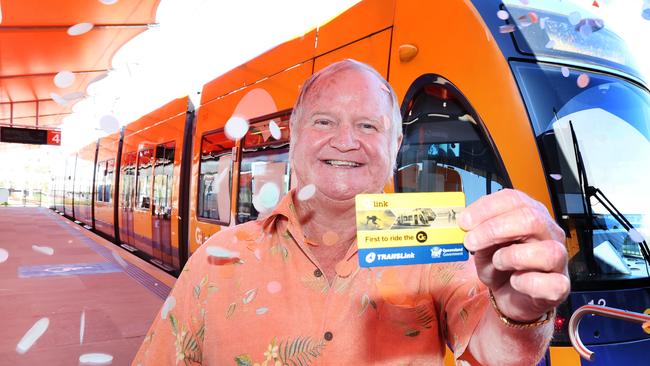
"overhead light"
68,23,94,36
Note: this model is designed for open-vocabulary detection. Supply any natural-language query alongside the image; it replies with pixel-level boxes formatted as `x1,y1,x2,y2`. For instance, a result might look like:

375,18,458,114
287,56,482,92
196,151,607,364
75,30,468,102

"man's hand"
458,189,570,322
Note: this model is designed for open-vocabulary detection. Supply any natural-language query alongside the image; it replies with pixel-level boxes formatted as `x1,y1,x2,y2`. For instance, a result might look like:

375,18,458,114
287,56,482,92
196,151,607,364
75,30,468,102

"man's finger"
510,271,571,304
458,189,545,230
463,205,563,252
493,240,568,273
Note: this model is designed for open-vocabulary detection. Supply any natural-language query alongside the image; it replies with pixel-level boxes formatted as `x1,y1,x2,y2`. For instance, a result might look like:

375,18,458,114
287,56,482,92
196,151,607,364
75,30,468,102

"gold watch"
488,289,555,329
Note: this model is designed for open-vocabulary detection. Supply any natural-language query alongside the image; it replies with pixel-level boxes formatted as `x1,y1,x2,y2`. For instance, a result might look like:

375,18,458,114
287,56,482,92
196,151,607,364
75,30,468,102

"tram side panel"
188,61,314,254
95,132,122,240
63,154,77,217
118,97,189,272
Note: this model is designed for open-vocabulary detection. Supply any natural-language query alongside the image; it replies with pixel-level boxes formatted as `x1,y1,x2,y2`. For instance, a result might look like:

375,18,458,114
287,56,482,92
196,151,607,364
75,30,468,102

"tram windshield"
512,61,650,284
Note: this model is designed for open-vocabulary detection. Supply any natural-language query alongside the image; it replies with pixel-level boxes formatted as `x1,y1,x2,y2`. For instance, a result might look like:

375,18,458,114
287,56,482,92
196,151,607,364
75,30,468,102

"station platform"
0,207,175,365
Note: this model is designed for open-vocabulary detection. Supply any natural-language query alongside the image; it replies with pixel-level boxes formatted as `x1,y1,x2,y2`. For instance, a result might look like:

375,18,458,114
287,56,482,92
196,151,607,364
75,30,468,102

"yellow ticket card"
355,192,468,267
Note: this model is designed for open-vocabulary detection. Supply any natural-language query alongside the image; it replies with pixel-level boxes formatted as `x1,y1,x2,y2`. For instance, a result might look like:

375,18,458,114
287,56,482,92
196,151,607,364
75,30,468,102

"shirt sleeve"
427,257,488,363
132,248,209,366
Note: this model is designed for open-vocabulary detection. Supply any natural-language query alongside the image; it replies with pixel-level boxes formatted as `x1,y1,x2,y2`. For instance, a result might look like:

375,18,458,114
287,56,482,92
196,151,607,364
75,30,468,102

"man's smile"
322,159,363,168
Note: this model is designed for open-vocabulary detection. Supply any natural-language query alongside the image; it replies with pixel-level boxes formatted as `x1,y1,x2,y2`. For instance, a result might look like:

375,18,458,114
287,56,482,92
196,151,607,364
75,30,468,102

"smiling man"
134,59,569,366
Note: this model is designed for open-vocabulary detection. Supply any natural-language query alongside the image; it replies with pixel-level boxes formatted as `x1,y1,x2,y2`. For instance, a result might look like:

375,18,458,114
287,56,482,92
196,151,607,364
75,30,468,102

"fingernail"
458,211,472,228
464,233,476,251
493,251,503,269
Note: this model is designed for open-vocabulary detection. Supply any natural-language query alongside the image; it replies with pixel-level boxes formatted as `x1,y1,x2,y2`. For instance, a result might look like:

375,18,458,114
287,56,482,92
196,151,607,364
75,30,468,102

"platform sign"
0,126,61,146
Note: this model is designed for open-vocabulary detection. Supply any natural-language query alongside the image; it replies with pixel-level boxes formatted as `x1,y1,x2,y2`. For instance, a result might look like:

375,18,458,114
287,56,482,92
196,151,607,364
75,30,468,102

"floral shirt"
133,191,488,366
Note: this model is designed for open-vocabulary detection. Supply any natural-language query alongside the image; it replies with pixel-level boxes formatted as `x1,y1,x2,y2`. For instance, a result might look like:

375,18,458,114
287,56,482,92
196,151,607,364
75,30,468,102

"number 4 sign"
47,130,61,145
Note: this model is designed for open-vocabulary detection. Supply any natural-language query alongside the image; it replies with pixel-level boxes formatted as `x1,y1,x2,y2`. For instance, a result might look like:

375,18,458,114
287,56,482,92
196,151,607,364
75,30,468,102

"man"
133,60,569,365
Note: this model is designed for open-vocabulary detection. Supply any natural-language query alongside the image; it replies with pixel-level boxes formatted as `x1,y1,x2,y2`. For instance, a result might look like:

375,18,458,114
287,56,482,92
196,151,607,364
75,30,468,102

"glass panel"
198,131,235,222
120,152,137,209
105,159,114,203
136,148,153,210
96,161,105,202
396,81,508,206
511,61,650,282
154,144,175,218
237,115,291,223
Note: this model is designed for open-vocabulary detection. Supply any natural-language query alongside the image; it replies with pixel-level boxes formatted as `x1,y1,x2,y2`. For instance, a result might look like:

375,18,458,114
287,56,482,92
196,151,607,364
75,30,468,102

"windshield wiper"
568,120,650,269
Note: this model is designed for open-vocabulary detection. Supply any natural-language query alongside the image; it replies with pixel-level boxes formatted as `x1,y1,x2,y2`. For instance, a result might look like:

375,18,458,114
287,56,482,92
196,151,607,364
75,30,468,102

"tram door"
120,152,137,248
151,142,175,269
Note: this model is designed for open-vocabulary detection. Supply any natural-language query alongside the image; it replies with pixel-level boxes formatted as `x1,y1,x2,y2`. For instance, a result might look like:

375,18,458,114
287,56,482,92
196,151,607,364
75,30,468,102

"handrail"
569,304,650,361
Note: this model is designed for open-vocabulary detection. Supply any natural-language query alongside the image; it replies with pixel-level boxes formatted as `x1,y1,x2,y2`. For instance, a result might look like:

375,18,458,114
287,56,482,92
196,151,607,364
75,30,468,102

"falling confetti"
32,245,54,256
579,23,593,38
253,248,262,261
644,3,650,21
161,296,176,320
100,115,119,134
549,174,563,181
50,92,69,106
540,17,548,29
527,12,539,24
267,281,282,294
577,73,590,88
63,91,86,101
54,71,75,88
496,10,509,20
545,40,556,49
257,183,280,210
499,24,516,33
561,66,570,77
16,318,49,354
80,310,86,344
224,116,249,140
0,248,8,263
206,246,240,259
89,72,109,84
297,184,316,201
79,353,114,365
99,0,119,5
269,120,282,140
67,23,94,36
628,229,646,243
256,307,269,315
322,231,339,246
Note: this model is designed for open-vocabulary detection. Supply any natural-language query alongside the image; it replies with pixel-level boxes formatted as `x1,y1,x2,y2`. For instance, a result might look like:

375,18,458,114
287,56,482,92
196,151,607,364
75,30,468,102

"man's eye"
360,123,378,131
315,119,332,126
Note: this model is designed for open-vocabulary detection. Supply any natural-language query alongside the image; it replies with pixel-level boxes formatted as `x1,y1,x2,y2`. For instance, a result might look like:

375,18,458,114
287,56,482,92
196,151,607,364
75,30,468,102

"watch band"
488,289,555,329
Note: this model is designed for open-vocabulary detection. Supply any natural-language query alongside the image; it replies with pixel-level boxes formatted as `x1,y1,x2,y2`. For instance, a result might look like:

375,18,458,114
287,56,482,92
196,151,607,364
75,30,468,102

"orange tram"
51,0,650,364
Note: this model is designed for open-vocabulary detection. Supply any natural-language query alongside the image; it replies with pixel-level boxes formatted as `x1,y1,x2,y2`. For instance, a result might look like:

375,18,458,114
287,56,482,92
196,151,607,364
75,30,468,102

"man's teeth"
325,160,360,167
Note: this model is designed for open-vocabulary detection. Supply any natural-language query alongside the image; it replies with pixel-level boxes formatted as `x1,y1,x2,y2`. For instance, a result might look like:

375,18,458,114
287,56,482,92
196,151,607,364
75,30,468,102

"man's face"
291,67,398,202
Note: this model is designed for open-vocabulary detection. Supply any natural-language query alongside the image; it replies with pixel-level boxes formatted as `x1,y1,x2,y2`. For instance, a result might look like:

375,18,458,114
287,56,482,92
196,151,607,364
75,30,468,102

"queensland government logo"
430,246,443,258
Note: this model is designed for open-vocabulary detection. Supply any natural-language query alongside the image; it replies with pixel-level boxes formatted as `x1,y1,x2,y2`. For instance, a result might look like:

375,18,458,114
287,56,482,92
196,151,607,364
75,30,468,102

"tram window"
120,152,137,209
136,148,153,210
395,78,509,206
96,161,106,202
105,159,114,203
198,130,235,223
153,143,175,218
236,115,291,224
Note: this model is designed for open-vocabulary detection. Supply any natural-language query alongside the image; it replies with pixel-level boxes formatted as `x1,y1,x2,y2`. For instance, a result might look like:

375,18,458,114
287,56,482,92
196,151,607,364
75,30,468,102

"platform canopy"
0,0,160,130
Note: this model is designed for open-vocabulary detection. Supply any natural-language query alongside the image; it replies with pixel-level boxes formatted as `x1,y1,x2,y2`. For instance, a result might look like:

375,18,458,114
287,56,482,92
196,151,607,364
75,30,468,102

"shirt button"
324,331,333,341
314,268,323,277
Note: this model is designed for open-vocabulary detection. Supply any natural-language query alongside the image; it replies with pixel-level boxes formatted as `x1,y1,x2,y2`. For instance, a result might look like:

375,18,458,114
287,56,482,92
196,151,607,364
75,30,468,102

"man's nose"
329,123,360,151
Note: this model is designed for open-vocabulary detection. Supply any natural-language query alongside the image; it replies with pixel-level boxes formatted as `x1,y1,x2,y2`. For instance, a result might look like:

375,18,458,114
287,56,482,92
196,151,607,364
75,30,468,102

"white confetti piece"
579,23,593,38
54,71,75,88
256,307,268,315
540,17,548,29
568,11,582,26
253,249,262,261
32,245,54,256
206,246,239,259
111,251,128,268
80,310,86,344
161,296,176,320
16,318,49,354
257,183,280,210
63,91,86,101
224,116,249,140
0,248,8,263
297,184,316,201
549,174,563,181
50,92,69,106
628,229,646,243
99,0,119,5
496,10,509,20
499,24,516,33
561,66,570,78
100,115,119,134
269,120,282,140
79,353,113,365
68,22,94,36
545,40,556,49
89,72,109,85
577,73,590,88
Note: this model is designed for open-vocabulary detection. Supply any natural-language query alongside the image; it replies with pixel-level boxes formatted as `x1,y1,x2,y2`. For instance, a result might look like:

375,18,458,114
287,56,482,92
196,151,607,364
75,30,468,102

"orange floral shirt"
133,191,488,366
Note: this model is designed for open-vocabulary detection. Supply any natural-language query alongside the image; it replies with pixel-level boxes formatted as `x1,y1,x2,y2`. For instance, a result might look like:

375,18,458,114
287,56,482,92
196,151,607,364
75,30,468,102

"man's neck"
294,193,357,281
